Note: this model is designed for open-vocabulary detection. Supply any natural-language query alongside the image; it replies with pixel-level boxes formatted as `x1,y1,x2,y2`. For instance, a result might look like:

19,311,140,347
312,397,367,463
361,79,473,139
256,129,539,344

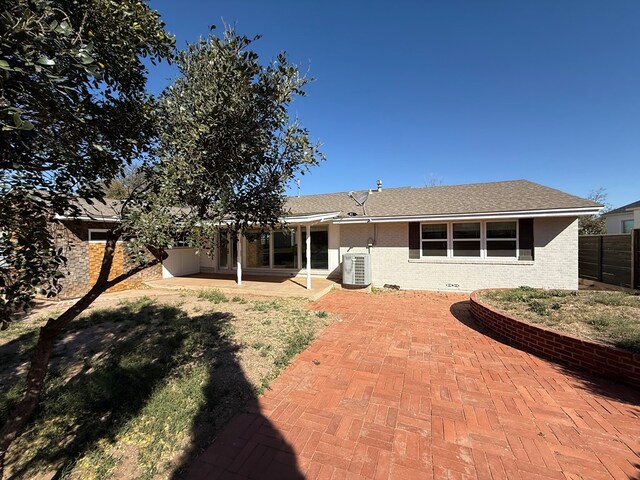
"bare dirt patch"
0,289,336,480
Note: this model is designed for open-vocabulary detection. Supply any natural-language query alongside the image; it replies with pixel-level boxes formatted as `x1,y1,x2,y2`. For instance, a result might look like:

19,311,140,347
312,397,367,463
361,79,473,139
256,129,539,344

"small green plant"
118,296,155,311
261,319,272,326
197,289,228,304
252,301,270,312
528,300,548,316
551,302,561,310
273,331,315,369
588,318,610,331
231,296,247,303
315,311,328,318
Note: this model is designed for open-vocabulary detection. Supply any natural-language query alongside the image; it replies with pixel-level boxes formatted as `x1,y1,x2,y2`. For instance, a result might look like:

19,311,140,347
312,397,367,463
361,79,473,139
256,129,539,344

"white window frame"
451,221,482,258
420,223,449,258
88,229,111,243
420,220,519,259
485,220,519,258
622,219,634,234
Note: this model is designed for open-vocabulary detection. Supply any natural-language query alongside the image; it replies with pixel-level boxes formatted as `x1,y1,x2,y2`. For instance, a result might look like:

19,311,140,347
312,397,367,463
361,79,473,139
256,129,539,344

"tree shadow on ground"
0,298,303,479
170,331,305,479
449,300,640,407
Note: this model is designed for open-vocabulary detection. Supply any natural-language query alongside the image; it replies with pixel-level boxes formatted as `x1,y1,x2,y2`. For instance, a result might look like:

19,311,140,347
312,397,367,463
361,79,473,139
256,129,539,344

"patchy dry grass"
480,287,640,353
0,292,335,480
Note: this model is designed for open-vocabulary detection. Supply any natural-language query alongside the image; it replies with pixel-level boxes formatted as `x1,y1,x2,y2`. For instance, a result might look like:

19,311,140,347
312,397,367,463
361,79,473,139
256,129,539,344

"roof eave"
331,206,602,224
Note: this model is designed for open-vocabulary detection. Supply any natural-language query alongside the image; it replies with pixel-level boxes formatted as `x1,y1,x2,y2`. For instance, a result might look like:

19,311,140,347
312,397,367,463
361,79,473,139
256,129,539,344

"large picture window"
246,232,270,268
273,230,297,268
420,221,519,259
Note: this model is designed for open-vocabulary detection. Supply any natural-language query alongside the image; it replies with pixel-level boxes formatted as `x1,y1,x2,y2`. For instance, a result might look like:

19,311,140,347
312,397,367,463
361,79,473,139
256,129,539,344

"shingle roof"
64,180,600,222
285,180,601,218
605,199,640,216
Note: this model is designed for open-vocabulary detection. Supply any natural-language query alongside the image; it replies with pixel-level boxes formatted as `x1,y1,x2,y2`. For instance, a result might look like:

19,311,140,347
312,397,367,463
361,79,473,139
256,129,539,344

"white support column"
236,233,242,285
306,224,311,289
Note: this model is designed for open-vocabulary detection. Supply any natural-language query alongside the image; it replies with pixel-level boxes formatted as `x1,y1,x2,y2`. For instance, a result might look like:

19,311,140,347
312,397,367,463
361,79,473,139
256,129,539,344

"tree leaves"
1,0,174,321
152,27,323,238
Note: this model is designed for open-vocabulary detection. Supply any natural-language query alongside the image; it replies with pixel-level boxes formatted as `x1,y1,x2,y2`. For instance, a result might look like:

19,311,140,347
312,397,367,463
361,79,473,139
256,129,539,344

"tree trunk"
0,235,164,479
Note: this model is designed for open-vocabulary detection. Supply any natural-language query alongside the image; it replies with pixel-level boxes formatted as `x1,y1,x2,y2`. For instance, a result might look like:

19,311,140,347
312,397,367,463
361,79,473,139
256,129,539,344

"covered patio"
145,273,339,300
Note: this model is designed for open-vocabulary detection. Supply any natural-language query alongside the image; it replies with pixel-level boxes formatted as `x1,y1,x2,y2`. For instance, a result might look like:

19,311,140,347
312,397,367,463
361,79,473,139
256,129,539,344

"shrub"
197,289,228,304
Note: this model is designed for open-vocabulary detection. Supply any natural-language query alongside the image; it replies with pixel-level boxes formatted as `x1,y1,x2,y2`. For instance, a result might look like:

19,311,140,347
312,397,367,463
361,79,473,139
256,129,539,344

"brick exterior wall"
339,217,579,291
53,221,162,299
469,290,640,388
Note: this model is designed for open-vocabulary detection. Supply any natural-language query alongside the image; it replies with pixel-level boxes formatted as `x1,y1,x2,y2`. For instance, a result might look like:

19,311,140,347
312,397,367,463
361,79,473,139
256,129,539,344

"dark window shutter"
518,218,534,260
409,222,420,259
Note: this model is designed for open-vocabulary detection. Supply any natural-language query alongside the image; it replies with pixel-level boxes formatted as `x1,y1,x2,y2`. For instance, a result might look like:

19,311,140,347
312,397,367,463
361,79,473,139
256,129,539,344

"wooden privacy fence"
579,230,639,289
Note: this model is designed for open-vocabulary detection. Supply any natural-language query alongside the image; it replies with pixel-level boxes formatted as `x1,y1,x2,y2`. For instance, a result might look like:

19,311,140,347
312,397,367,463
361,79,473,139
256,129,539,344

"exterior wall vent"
342,253,372,286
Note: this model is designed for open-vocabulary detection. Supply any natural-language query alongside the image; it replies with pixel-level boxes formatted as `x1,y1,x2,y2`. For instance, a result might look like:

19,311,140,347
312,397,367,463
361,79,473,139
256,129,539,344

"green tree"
579,188,610,235
0,1,173,475
0,21,321,476
147,27,323,240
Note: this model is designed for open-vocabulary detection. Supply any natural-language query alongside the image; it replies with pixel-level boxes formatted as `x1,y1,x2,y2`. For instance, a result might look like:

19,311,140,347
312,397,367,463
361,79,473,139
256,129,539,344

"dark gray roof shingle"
285,180,600,218
605,199,640,216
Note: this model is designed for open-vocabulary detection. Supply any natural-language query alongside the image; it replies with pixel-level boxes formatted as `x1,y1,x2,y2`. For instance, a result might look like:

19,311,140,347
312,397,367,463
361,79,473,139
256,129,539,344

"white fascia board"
54,214,120,223
331,206,602,224
283,212,341,224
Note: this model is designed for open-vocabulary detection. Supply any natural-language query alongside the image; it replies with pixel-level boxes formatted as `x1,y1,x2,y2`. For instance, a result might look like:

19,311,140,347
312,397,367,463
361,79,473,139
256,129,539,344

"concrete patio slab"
145,273,339,301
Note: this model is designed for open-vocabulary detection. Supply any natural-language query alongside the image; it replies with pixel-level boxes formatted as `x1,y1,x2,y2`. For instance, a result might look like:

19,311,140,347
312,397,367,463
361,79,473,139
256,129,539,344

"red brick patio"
185,290,640,479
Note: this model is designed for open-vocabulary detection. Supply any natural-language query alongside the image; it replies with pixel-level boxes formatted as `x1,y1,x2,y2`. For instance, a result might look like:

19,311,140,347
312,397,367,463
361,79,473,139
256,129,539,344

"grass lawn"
0,290,334,480
479,287,640,353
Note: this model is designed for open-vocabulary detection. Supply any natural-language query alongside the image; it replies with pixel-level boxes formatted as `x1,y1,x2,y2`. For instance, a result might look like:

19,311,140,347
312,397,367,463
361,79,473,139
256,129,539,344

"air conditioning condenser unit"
342,253,371,286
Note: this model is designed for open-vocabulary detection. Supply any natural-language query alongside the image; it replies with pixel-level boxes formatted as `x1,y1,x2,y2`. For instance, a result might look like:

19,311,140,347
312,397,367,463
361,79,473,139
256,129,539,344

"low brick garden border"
469,290,640,388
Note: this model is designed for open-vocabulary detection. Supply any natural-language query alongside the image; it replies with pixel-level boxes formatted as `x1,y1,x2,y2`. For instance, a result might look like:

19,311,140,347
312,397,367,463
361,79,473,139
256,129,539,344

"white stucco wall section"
605,212,634,234
162,248,201,278
339,217,579,291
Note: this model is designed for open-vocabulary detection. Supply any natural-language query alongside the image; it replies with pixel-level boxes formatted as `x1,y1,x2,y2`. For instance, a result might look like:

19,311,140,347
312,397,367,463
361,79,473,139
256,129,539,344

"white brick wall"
338,217,579,292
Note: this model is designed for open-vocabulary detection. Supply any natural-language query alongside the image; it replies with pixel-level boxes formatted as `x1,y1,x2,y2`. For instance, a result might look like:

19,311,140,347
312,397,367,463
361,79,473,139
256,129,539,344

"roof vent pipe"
377,179,382,192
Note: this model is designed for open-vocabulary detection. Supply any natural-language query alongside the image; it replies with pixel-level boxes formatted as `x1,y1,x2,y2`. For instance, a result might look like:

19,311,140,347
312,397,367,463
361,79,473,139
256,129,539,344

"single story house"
52,179,601,298
603,199,639,234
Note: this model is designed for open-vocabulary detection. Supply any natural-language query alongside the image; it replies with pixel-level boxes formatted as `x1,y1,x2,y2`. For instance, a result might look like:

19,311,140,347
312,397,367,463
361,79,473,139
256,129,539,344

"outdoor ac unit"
342,253,371,286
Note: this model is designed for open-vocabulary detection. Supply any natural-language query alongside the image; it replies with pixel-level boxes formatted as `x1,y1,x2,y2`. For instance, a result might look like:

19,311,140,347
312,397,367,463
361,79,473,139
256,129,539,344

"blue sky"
148,0,639,208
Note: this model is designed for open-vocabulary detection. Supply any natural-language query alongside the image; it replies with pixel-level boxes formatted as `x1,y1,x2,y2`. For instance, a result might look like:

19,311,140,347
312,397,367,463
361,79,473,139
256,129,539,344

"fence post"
597,235,603,282
633,229,639,289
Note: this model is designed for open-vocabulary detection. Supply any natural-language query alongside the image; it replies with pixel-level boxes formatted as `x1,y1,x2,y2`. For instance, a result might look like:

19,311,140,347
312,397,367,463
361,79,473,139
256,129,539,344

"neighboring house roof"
604,199,640,216
286,180,601,221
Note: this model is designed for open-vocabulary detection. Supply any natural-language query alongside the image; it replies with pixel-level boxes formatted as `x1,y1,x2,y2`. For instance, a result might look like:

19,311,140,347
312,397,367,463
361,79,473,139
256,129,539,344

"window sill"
409,258,534,266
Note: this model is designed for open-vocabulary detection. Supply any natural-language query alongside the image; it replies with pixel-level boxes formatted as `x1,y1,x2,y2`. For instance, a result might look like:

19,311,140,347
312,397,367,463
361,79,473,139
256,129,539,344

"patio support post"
236,234,242,285
306,224,311,289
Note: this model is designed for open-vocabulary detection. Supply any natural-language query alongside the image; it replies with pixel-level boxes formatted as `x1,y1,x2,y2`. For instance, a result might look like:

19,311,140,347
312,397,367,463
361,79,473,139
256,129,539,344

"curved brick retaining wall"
469,290,640,388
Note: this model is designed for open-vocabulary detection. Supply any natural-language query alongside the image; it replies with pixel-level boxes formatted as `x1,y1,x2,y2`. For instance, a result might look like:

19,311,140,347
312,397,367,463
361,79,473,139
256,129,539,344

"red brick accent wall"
469,290,640,388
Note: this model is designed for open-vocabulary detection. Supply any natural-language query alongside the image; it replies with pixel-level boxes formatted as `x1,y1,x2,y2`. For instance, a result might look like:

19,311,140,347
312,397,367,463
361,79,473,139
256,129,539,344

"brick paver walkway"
186,290,640,479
